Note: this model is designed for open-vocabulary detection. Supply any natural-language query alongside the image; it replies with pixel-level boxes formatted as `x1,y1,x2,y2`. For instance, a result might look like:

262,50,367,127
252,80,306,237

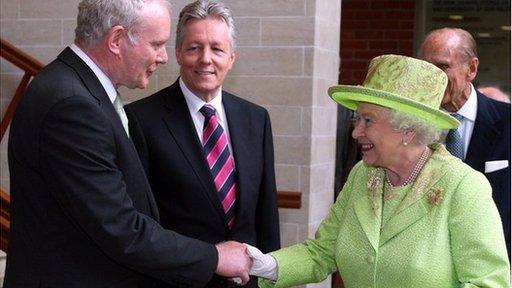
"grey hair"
387,109,442,145
175,0,236,51
75,0,170,47
421,27,478,62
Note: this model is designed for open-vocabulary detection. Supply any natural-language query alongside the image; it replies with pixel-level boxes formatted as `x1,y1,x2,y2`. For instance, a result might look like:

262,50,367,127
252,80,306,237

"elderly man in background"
5,0,251,287
126,0,280,287
420,27,511,257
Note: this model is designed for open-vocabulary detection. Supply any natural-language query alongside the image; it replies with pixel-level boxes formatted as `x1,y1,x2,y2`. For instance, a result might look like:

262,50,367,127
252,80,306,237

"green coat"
262,144,509,288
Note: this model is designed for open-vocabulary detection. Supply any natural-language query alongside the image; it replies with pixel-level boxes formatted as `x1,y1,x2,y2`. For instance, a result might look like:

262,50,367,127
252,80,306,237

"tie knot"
200,104,216,119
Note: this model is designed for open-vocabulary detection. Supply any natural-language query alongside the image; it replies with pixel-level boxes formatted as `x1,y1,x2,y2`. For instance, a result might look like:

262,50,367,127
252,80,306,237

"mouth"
195,70,215,76
146,68,156,77
360,143,374,152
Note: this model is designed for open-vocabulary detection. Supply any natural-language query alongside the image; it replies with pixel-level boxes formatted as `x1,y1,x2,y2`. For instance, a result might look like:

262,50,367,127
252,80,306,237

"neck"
78,42,119,88
385,146,428,187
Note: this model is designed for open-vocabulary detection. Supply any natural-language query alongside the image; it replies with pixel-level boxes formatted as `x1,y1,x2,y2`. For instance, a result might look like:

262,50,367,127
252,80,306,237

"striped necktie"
200,104,237,229
445,113,464,160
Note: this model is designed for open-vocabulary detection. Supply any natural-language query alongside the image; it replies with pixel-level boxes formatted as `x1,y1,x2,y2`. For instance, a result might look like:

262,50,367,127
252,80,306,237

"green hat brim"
329,85,459,129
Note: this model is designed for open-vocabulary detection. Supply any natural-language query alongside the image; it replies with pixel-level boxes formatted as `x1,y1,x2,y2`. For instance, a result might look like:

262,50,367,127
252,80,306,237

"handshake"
215,241,277,285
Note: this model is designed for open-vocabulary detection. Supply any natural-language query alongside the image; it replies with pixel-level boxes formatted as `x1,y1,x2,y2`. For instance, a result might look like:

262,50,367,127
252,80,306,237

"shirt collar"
70,44,117,103
180,77,223,115
456,83,477,122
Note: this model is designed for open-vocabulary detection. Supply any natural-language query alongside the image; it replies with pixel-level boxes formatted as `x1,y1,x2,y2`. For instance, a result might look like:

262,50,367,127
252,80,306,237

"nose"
351,119,364,139
199,48,212,64
157,46,168,64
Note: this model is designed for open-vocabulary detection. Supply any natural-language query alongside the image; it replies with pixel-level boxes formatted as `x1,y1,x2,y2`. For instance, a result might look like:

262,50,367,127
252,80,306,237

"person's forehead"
357,102,388,115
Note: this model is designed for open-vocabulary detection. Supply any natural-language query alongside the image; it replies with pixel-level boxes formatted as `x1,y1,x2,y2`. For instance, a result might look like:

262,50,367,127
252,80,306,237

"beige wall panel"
20,0,79,18
274,136,311,165
310,136,336,164
266,106,302,135
279,222,300,247
275,164,300,192
1,0,18,19
312,49,339,79
231,47,304,76
261,17,314,46
315,0,341,21
223,76,312,106
311,107,337,136
225,0,305,17
1,20,61,45
63,19,76,45
317,19,340,51
234,17,260,47
309,189,334,223
314,77,339,107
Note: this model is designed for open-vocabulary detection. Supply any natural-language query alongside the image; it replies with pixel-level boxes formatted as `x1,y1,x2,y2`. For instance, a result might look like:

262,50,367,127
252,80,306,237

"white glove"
246,244,278,281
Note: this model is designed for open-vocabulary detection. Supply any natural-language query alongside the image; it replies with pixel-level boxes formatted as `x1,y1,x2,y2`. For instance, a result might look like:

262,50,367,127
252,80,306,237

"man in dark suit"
5,1,251,287
420,27,511,257
126,1,280,286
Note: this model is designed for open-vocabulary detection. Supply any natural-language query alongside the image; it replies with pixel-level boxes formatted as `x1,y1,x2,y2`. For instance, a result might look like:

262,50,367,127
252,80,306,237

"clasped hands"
215,241,277,285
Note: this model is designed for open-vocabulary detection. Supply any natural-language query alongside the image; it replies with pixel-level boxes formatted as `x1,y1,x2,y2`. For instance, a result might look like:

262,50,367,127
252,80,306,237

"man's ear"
467,57,479,82
106,25,126,56
175,46,183,66
227,51,236,70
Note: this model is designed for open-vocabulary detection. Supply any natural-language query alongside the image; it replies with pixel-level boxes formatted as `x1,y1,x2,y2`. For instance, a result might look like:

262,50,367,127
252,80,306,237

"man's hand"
215,241,252,285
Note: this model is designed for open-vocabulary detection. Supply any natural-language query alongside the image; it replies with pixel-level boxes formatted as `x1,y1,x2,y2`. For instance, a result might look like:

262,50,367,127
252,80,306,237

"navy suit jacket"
466,91,511,256
126,79,281,287
5,48,217,288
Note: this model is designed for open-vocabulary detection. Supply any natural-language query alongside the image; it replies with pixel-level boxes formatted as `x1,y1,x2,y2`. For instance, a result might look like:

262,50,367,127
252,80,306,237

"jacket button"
366,255,374,264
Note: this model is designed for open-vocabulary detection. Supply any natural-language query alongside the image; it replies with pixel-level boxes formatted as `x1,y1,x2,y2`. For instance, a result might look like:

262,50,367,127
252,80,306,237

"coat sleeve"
449,170,510,287
255,110,281,253
260,163,360,288
39,96,218,286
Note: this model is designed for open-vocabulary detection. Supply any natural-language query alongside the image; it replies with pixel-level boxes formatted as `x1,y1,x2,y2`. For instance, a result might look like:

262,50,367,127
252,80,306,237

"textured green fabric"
329,54,459,129
260,144,510,288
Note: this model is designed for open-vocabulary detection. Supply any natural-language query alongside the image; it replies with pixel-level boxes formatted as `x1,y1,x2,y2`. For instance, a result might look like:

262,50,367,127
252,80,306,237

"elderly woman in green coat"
246,55,510,287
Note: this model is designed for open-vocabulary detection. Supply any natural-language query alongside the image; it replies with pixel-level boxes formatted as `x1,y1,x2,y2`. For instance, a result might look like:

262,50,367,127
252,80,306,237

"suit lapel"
354,196,381,251
222,94,252,221
161,82,227,222
466,93,501,172
354,168,383,251
58,47,160,219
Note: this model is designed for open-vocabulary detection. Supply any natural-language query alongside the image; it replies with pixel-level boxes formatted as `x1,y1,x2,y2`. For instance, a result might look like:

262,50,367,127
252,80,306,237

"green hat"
329,54,459,129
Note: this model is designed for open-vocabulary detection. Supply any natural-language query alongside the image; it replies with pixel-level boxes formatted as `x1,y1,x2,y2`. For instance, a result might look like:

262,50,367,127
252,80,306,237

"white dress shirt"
179,78,235,159
454,83,478,158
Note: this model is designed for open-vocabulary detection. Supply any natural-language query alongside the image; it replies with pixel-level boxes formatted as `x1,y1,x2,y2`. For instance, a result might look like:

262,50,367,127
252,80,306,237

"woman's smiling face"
351,103,403,168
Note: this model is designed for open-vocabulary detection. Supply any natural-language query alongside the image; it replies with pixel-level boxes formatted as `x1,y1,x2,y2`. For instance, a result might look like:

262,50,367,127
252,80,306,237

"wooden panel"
277,191,301,209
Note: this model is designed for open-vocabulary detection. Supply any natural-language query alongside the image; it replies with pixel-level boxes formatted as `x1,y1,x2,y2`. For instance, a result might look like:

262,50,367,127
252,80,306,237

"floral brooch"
428,188,444,206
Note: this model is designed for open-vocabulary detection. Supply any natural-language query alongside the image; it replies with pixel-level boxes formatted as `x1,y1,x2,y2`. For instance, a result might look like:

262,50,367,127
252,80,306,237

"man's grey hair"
387,109,442,145
175,0,236,51
421,27,478,62
75,0,170,47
